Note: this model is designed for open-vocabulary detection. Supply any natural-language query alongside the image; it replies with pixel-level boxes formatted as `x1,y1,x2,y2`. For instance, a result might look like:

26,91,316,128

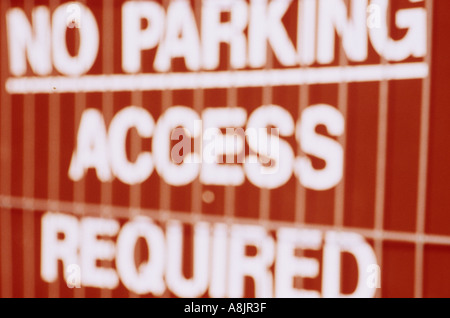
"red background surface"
0,0,449,298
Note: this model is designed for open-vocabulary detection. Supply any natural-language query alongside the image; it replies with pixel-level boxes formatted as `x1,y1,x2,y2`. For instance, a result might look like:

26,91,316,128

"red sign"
0,0,449,298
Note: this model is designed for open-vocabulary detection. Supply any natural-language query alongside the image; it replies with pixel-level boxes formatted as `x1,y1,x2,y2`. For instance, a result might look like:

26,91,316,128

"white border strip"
5,62,429,94
3,194,450,246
